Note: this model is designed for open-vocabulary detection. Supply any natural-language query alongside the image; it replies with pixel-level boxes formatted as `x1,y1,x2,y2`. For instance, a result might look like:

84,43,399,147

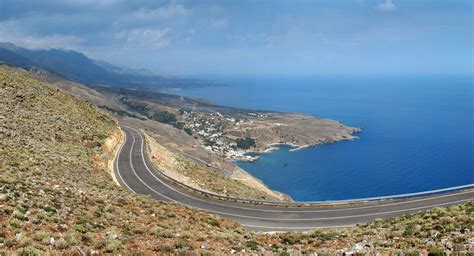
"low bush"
105,239,123,252
245,240,259,250
428,248,445,256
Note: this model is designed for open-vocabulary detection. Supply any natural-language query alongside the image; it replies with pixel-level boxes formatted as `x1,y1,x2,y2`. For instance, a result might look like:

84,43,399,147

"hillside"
0,66,247,254
144,132,288,201
0,66,473,255
0,42,214,90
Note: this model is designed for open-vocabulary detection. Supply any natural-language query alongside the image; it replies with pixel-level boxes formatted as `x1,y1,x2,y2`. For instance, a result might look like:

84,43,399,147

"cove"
172,75,474,201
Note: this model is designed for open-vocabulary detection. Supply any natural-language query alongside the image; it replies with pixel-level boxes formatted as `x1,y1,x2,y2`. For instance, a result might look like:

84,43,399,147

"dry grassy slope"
0,66,248,254
28,65,292,201
121,116,291,201
145,133,287,201
27,67,127,113
0,66,472,255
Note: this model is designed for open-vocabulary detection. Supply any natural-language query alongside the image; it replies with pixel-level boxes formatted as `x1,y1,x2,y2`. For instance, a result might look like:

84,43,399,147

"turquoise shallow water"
170,75,474,201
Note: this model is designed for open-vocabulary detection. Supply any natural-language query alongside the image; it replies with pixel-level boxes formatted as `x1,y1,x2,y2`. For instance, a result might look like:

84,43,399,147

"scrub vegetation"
1,66,472,255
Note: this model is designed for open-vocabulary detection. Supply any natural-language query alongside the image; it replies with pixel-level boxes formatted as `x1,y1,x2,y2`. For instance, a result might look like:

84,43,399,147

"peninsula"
94,86,361,162
9,67,361,201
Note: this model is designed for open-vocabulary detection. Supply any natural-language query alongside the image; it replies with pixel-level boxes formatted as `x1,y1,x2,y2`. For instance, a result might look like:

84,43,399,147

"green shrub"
245,240,259,250
133,228,146,235
42,206,56,213
405,250,420,256
175,239,190,249
403,225,415,236
214,231,234,240
18,236,32,247
181,231,194,239
318,231,338,241
207,217,220,227
279,233,302,245
18,246,44,256
65,231,80,246
173,122,185,130
81,232,97,245
184,127,193,135
158,229,175,238
149,226,163,236
235,137,256,149
55,238,68,249
154,244,174,252
153,111,177,124
105,239,123,252
315,253,333,256
33,231,51,245
121,100,149,117
428,248,445,256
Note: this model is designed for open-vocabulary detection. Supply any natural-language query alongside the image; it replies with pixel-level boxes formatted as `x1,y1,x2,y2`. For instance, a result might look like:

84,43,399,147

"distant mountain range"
0,42,213,90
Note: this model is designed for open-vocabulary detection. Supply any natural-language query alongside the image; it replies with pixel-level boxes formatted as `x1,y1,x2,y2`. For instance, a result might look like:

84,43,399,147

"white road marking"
127,127,474,213
127,128,176,202
115,131,137,194
117,127,473,224
242,224,355,230
129,123,474,204
241,198,473,230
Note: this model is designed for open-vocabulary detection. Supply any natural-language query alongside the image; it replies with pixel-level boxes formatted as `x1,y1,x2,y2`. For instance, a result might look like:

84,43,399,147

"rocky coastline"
231,126,362,162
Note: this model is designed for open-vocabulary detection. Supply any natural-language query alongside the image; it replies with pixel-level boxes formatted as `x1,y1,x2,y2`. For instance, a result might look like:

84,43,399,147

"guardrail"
138,128,474,206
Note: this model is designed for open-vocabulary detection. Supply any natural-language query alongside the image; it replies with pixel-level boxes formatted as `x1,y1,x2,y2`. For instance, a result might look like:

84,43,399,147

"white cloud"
115,28,171,48
8,35,85,49
0,21,85,50
65,0,123,7
133,4,189,20
376,0,397,12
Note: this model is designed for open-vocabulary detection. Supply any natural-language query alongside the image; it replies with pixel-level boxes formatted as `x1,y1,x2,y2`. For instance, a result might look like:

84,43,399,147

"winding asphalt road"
115,126,474,231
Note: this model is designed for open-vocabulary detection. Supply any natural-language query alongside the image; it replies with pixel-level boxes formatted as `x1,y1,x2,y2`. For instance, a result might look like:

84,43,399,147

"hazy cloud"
0,21,85,50
133,4,189,20
65,0,123,7
376,0,397,12
115,28,172,48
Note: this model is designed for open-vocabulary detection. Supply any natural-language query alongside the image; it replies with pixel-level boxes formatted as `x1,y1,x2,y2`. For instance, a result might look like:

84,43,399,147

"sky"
0,0,472,76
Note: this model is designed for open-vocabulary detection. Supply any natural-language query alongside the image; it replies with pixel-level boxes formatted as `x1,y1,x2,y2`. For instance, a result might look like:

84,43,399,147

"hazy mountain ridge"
0,42,214,90
93,59,156,76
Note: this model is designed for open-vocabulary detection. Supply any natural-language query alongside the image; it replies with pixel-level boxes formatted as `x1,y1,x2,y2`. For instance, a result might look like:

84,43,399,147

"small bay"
170,75,474,201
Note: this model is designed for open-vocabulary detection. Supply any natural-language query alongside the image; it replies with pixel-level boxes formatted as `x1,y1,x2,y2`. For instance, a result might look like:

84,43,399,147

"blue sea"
169,75,474,201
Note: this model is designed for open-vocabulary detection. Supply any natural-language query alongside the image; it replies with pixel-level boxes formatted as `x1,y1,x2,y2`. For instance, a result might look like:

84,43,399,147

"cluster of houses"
179,109,260,162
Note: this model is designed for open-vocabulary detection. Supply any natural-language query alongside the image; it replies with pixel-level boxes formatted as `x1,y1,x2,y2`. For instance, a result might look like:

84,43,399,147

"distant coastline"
176,76,474,201
235,127,362,162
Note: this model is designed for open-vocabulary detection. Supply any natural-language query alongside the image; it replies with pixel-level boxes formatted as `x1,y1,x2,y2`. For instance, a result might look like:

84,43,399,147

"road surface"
115,126,474,231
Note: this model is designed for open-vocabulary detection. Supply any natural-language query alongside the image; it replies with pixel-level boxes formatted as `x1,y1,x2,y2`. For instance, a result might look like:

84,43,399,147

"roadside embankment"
103,127,125,186
143,131,290,201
